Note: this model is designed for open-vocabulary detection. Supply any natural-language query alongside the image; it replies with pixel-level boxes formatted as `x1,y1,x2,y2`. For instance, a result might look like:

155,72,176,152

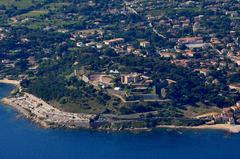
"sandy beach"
0,79,20,86
157,124,240,133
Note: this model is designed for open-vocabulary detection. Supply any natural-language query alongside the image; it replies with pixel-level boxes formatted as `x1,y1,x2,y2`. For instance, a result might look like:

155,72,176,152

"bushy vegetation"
1,0,240,127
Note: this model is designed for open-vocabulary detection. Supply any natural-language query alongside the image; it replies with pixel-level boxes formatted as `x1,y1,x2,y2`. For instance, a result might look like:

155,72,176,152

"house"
27,56,37,65
109,70,120,74
104,38,124,46
133,49,145,57
178,37,206,49
184,50,196,57
159,52,177,58
185,43,207,49
140,41,150,48
0,33,6,40
210,37,221,45
178,37,203,44
76,42,84,47
166,79,177,85
229,83,240,92
194,68,209,76
171,59,189,67
127,45,134,53
121,73,140,84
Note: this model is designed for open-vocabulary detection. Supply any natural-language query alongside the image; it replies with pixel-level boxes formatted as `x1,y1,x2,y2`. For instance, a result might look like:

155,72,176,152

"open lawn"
184,105,222,118
0,0,44,9
18,10,49,18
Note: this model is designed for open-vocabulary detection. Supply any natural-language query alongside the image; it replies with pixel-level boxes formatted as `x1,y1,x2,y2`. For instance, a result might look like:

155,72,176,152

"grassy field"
3,1,75,30
184,105,222,118
0,0,44,9
44,2,70,11
18,10,49,18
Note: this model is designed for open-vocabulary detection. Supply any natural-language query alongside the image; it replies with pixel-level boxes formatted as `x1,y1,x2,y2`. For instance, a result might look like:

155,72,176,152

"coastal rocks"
1,92,240,133
0,93,95,129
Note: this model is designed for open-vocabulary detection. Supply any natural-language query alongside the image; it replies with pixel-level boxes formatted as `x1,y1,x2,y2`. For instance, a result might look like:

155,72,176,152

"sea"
1,83,240,159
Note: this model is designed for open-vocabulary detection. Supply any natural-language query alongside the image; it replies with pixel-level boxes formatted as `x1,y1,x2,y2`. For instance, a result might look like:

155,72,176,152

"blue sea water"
1,83,240,159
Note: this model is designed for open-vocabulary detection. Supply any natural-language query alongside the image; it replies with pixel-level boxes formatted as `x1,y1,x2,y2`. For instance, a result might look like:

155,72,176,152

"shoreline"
0,79,20,86
117,124,240,133
0,93,95,129
156,124,240,133
1,95,240,133
0,83,240,133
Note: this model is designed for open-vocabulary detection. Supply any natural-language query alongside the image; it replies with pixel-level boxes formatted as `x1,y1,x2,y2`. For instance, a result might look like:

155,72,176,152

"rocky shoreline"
1,80,240,133
1,94,240,133
1,93,95,129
